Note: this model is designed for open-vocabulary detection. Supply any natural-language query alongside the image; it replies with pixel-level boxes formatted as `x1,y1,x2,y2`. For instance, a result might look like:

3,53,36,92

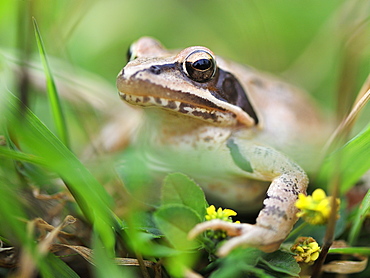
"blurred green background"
1,0,369,113
0,1,369,276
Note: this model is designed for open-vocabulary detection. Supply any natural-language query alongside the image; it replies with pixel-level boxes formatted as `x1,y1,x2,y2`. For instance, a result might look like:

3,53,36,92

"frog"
116,37,328,256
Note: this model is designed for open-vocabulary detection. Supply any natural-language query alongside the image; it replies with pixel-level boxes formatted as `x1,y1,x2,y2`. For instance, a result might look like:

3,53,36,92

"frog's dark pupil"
193,59,211,71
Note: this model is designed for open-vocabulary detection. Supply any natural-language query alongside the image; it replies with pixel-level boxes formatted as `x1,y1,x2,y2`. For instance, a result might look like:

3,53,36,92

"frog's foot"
188,220,283,256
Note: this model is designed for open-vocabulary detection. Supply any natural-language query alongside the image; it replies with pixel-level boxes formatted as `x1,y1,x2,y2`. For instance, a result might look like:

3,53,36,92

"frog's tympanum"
116,37,327,256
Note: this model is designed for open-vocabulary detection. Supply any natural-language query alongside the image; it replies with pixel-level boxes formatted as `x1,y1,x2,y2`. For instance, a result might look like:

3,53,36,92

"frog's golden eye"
184,50,216,83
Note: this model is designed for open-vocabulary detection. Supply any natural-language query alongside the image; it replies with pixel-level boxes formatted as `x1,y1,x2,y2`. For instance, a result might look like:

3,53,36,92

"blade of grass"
329,247,370,255
0,147,47,166
92,234,135,278
348,188,370,245
0,177,29,244
4,89,121,252
32,17,69,147
39,253,81,278
319,124,370,193
0,173,68,277
319,75,370,192
313,78,370,276
324,80,370,154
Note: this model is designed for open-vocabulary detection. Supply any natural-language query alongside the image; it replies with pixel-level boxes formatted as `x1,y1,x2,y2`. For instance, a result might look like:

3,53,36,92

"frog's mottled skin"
116,37,328,255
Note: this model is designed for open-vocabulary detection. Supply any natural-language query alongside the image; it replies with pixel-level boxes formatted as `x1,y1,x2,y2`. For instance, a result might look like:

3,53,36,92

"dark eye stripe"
213,69,259,125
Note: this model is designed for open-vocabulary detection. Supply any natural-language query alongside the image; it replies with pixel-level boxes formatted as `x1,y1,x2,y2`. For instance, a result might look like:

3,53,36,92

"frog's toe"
217,227,283,256
188,220,249,240
188,220,283,256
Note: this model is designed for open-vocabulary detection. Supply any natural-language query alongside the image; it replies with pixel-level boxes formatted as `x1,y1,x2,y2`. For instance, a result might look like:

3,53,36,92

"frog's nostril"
149,65,161,75
120,69,125,75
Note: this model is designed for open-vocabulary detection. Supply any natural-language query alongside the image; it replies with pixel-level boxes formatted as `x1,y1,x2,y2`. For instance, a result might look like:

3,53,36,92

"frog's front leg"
189,138,308,256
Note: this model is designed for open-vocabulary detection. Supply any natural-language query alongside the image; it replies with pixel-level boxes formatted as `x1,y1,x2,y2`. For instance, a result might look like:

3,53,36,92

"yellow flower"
205,205,237,221
205,205,240,239
291,237,321,264
295,188,340,225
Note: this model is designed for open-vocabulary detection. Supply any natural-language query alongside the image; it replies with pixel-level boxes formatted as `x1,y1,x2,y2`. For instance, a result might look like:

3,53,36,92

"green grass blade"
0,147,47,165
318,124,370,246
39,253,80,278
4,90,120,251
318,124,370,192
348,189,370,245
92,235,135,278
0,176,29,244
329,247,370,256
32,17,69,147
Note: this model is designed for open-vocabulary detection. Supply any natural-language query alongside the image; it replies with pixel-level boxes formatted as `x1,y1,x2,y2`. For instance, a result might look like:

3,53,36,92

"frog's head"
117,37,258,127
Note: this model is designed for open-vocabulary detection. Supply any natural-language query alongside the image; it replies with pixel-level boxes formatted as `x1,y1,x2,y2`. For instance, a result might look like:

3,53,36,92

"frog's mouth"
119,90,235,125
117,71,256,127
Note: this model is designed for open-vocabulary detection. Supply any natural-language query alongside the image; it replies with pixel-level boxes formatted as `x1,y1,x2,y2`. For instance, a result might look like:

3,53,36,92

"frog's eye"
126,44,137,62
183,50,216,83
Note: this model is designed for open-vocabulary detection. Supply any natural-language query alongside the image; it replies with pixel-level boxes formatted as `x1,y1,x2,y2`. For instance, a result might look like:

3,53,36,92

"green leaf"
116,148,157,206
213,265,274,278
33,17,69,147
211,248,271,278
258,251,300,277
162,173,207,220
126,230,180,258
123,210,163,236
154,204,201,250
212,249,300,278
164,252,199,278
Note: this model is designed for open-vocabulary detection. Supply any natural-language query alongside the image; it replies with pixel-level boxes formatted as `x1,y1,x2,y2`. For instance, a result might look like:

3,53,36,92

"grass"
32,17,69,148
0,0,370,277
